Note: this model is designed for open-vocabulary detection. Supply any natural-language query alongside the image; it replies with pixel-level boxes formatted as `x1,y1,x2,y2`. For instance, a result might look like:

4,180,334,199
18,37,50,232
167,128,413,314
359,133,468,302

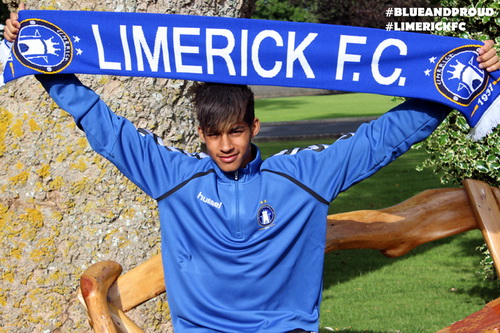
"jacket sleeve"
36,74,202,200
266,98,450,204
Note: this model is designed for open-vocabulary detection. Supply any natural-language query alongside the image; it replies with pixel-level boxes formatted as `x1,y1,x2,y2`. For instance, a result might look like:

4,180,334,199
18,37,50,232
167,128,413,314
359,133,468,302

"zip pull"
234,171,239,181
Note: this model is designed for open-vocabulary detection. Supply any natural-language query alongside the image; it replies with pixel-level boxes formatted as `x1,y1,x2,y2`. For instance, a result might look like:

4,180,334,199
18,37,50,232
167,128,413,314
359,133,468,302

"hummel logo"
197,192,222,209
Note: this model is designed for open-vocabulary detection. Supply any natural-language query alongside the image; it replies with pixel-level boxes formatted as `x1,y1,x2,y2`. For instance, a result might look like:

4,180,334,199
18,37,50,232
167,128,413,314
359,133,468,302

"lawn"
257,138,500,332
255,92,401,123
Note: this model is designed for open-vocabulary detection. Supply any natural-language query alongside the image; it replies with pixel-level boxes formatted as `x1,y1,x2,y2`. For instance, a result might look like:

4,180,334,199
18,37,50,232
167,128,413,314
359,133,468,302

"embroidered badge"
14,19,73,74
257,201,276,229
434,45,488,107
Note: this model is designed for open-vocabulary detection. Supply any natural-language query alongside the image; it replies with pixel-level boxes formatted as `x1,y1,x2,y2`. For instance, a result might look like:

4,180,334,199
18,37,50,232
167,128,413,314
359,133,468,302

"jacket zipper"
234,171,242,238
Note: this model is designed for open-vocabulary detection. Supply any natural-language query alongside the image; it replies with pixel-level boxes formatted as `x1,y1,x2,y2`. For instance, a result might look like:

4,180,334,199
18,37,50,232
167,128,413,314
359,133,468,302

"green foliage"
415,111,500,186
252,0,318,22
418,0,500,186
436,0,500,43
477,244,497,280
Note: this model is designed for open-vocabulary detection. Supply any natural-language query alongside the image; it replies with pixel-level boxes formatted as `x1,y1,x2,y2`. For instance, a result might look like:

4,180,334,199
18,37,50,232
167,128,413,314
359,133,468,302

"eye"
206,131,220,137
230,127,245,135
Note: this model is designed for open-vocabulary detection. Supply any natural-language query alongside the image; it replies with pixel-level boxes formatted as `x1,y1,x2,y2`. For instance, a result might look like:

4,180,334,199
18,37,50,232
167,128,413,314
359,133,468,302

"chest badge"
257,201,276,229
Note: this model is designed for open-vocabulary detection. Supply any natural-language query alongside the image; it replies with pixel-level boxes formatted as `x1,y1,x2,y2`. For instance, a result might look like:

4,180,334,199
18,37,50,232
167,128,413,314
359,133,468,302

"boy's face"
198,118,260,173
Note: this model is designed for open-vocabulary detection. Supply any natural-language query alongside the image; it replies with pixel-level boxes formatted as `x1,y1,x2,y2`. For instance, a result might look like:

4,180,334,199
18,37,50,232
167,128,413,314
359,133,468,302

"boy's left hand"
477,40,499,72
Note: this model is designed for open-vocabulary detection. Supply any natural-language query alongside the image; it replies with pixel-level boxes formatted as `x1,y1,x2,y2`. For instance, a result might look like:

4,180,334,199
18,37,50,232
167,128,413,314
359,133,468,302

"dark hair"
193,82,255,132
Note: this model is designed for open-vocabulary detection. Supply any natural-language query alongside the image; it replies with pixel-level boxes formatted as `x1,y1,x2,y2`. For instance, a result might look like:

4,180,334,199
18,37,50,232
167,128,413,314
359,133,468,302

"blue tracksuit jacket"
37,74,448,332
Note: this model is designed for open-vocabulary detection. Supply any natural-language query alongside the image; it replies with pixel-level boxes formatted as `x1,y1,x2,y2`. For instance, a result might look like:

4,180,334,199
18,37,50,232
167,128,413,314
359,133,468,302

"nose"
220,134,234,153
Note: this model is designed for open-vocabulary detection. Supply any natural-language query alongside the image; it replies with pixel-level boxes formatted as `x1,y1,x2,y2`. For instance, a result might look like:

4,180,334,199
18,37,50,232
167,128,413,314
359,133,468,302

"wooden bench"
78,179,500,332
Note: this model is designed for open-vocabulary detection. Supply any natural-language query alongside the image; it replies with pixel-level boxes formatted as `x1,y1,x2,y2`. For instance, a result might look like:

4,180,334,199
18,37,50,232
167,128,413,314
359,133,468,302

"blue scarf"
1,10,499,139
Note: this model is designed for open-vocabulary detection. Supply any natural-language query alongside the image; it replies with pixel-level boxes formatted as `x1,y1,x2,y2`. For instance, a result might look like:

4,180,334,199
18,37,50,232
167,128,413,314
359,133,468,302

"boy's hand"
477,40,500,72
4,3,25,43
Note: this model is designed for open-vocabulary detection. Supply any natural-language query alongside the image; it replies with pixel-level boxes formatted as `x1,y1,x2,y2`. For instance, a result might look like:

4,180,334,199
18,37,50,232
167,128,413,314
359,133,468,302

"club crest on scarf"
434,45,488,107
13,19,73,74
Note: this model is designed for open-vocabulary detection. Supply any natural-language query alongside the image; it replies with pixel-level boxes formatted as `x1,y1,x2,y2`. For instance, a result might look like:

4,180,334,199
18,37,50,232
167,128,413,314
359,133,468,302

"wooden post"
463,179,500,277
80,261,122,333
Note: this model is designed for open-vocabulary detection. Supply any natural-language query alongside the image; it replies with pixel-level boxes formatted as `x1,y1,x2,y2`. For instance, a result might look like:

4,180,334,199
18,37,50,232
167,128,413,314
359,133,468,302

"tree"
252,0,317,22
0,0,256,331
313,0,438,29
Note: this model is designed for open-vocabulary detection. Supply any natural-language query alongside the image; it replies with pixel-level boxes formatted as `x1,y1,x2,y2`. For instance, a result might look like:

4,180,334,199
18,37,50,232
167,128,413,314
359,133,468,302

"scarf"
1,9,499,139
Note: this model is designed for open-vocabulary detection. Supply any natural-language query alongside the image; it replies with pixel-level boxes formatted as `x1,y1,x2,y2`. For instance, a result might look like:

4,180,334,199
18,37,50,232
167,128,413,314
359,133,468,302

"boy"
5,8,500,333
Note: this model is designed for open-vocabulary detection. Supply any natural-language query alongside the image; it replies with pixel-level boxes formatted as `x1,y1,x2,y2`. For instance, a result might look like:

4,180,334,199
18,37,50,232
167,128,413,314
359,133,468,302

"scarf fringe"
469,95,500,140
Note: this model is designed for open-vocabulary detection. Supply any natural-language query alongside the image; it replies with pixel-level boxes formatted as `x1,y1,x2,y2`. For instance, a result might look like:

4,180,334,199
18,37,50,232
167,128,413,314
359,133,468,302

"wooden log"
326,187,478,257
80,261,123,333
108,254,165,312
107,303,144,333
78,278,144,333
436,297,500,332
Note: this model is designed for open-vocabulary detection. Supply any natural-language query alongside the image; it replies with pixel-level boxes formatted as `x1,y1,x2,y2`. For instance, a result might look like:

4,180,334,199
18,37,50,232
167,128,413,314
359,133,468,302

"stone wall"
0,1,254,331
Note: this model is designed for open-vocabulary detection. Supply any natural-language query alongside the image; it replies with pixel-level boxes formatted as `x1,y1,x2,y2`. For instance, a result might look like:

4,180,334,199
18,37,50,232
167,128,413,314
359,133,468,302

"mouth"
219,154,238,164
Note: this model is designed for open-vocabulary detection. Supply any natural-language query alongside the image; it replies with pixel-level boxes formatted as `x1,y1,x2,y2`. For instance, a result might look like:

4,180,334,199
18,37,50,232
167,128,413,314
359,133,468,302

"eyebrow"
230,125,245,131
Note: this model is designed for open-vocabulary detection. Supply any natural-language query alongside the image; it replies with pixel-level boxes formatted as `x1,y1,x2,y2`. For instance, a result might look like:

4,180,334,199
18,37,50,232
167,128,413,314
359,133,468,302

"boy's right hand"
4,3,25,43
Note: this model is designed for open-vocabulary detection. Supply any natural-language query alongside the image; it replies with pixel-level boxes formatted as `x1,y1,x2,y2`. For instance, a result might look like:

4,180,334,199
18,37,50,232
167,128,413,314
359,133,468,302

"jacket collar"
213,144,262,182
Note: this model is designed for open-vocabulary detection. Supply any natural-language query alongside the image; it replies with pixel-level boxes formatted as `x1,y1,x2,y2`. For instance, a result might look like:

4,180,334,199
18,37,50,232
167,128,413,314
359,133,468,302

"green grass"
321,234,497,332
255,93,401,123
258,139,500,333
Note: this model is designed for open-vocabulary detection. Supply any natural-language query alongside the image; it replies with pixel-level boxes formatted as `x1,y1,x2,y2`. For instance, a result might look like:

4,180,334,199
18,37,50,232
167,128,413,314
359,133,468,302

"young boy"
4,8,500,333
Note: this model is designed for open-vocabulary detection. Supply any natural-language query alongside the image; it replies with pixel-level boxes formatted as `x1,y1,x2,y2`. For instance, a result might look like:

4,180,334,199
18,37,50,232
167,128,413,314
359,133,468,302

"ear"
198,126,206,143
251,118,260,138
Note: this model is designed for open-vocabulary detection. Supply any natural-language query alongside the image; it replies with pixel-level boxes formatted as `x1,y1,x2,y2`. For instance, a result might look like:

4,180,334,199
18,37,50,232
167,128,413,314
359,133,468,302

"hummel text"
197,192,222,209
